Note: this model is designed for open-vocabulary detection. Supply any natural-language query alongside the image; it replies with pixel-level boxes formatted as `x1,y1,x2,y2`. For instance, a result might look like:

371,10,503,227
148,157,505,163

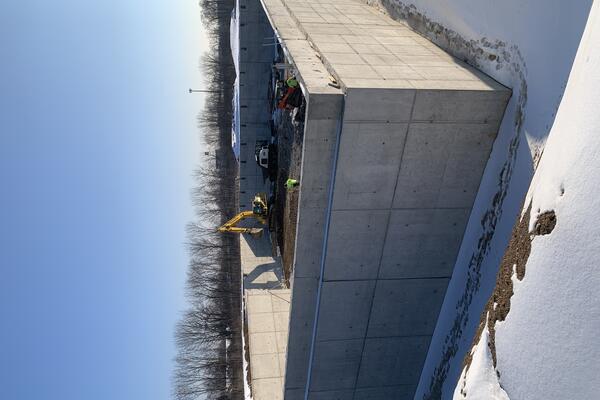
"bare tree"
173,0,244,399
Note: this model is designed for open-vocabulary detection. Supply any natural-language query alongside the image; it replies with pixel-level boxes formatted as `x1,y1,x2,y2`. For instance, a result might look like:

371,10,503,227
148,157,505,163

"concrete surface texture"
241,234,290,400
263,0,506,92
283,92,344,398
260,0,344,95
238,0,275,209
239,0,511,398
291,86,508,397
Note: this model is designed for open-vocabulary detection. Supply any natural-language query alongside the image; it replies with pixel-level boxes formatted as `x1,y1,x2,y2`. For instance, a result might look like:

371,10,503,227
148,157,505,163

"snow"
451,2,600,399
241,264,253,400
242,319,253,400
367,1,596,398
230,0,241,160
453,319,509,400
493,4,600,399
239,226,253,400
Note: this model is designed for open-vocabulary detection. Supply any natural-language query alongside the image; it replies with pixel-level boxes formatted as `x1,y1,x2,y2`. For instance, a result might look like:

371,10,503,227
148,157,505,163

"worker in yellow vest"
286,76,299,88
285,178,299,190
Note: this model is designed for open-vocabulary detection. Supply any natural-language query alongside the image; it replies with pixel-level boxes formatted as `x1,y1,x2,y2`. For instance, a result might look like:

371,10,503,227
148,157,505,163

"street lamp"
188,88,220,93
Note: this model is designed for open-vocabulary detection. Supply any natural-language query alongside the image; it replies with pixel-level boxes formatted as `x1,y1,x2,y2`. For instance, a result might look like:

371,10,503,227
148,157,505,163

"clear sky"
0,1,208,398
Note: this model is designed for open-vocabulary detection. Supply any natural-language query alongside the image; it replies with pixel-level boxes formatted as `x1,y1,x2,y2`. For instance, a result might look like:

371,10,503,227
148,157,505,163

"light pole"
188,88,220,93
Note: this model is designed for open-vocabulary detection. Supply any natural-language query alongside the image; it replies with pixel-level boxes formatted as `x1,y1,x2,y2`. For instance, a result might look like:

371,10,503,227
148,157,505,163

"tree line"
173,1,243,399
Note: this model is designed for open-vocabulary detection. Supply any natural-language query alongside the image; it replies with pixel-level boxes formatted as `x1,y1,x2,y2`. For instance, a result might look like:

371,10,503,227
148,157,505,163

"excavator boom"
217,193,269,237
219,211,256,228
217,226,263,238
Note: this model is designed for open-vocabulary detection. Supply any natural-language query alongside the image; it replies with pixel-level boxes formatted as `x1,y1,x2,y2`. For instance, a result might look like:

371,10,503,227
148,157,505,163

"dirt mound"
533,210,556,235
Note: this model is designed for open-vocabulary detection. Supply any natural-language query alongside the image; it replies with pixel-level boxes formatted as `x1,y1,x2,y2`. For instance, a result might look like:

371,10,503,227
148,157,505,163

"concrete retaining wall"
239,0,275,208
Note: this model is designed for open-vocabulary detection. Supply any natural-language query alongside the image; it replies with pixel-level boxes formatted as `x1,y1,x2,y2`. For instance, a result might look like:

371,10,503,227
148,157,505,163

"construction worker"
285,178,299,190
286,76,299,88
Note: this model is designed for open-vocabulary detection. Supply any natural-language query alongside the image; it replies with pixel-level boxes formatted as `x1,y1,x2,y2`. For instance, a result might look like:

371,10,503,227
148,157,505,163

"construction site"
5,0,599,398
219,0,511,399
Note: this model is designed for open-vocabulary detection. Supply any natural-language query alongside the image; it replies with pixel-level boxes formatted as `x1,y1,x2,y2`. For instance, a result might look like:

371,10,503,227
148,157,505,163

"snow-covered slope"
363,1,595,398
454,320,509,400
454,3,600,398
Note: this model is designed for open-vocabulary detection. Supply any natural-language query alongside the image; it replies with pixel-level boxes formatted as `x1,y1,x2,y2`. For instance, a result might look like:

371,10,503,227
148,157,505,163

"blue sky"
0,1,208,398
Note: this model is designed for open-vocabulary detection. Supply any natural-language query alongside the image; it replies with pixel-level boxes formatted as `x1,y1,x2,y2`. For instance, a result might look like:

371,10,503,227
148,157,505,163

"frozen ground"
364,0,597,398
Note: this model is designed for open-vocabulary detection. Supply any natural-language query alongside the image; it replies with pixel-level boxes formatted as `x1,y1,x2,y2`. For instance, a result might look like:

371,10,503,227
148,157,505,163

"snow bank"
230,0,241,160
453,319,509,400
242,315,253,400
494,3,600,399
452,2,600,398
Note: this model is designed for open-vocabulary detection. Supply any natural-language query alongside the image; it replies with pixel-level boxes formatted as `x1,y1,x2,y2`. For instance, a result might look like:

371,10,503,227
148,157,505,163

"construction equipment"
255,141,270,169
217,193,268,238
255,141,278,171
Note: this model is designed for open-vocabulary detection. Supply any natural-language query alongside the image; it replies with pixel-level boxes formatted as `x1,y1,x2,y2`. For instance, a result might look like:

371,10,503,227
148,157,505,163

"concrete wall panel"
240,43,275,64
287,91,344,393
240,104,271,124
239,176,258,194
392,122,457,208
324,210,388,281
239,192,257,211
366,278,449,337
240,161,262,180
316,280,376,341
285,388,304,400
393,122,497,209
305,93,343,120
353,385,416,400
240,62,272,83
356,336,431,388
343,88,415,122
286,277,319,389
309,339,363,391
240,82,270,102
378,208,470,278
332,122,408,210
412,89,510,123
239,142,257,164
238,174,269,195
300,120,338,197
309,390,354,400
294,207,328,278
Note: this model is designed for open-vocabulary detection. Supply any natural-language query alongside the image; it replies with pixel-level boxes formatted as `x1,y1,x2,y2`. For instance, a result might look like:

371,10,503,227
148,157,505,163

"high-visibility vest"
285,178,299,189
286,77,299,88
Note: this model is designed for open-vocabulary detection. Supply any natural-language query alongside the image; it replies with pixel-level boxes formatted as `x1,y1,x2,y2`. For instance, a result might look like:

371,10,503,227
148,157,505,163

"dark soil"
459,203,556,397
463,204,532,373
273,107,304,286
533,210,557,236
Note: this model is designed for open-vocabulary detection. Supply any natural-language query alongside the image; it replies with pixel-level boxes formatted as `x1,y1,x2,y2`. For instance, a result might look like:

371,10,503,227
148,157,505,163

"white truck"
254,141,277,181
255,143,270,169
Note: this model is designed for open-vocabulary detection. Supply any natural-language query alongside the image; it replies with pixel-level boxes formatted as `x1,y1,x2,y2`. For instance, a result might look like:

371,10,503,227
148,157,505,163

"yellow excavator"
217,193,269,238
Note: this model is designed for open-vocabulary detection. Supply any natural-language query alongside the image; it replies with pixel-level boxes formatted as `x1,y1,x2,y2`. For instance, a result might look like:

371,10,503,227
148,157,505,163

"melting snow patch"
454,321,510,400
242,330,252,400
